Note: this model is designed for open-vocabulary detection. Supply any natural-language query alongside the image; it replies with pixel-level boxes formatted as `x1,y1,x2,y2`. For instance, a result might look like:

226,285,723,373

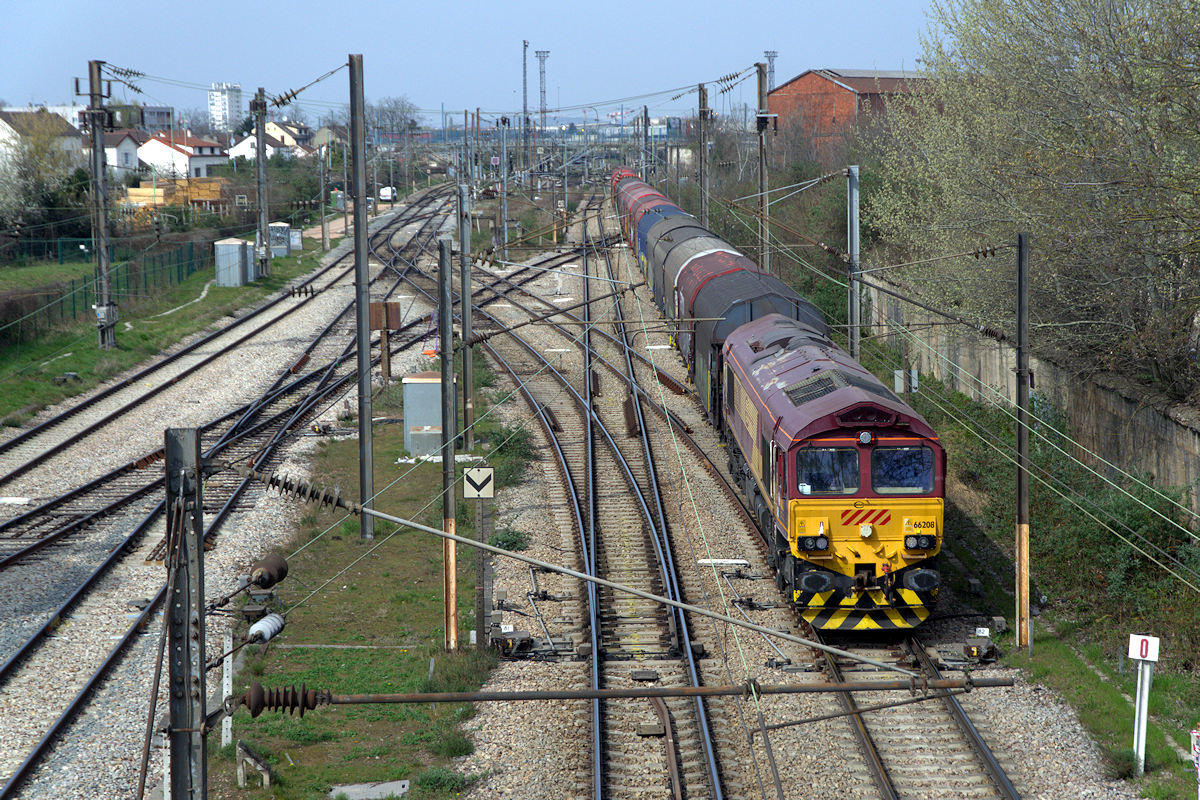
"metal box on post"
214,238,251,286
402,371,454,457
268,222,291,257
289,229,302,252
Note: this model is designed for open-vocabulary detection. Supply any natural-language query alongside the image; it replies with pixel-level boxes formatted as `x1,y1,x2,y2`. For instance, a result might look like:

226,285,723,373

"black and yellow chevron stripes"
794,587,934,630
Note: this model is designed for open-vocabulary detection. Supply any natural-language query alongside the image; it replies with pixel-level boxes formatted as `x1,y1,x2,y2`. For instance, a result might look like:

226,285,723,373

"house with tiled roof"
82,129,143,174
265,120,313,148
768,68,927,143
227,132,289,160
137,131,226,178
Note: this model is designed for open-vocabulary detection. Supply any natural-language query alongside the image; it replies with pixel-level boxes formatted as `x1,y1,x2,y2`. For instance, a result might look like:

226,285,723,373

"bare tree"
177,107,214,136
0,112,87,236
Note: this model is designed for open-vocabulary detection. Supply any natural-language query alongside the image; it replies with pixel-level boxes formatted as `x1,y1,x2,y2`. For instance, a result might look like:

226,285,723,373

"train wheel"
776,554,794,596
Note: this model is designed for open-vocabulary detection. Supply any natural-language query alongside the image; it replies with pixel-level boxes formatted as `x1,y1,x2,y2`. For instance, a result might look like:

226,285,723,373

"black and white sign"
464,467,494,499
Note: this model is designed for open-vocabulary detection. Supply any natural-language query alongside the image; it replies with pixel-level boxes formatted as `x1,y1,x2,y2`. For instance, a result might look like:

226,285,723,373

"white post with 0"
1128,633,1160,777
1190,726,1199,799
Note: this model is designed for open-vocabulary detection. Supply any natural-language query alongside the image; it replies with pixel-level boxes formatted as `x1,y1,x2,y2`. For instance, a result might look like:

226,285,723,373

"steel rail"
910,637,1021,800
405,196,725,797
816,636,901,800
0,194,456,798
580,236,605,800
0,192,454,567
592,228,725,799
0,199,433,488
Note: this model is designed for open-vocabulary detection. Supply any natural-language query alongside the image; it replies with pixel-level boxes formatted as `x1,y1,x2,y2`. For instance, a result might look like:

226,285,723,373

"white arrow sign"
464,467,494,499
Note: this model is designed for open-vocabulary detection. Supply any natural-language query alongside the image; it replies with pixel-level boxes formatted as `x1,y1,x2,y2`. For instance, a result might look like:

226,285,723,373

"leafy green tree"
865,0,1200,400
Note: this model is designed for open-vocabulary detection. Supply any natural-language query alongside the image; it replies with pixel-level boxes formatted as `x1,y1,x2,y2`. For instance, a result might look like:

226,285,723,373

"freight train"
610,168,943,630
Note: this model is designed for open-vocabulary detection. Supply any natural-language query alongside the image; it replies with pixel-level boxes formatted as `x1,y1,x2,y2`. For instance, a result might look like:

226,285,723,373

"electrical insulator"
250,553,288,588
244,681,329,718
248,612,285,643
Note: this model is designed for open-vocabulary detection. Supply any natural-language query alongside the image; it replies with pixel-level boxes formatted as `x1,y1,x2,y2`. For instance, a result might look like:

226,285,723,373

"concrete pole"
350,53,374,541
254,87,270,277
342,140,349,239
641,105,649,183
319,144,329,252
501,120,509,263
698,84,709,228
1016,232,1030,650
459,182,474,449
757,62,770,277
438,237,459,651
87,60,116,349
522,40,529,182
847,165,860,358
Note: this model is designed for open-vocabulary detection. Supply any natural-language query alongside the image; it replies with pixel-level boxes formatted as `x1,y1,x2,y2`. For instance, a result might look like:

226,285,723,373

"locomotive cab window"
796,447,859,495
871,446,934,494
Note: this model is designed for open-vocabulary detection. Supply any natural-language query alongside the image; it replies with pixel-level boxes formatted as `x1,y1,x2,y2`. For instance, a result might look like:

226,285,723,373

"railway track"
0,190,450,568
390,196,725,798
466,192,1023,799
801,630,1020,800
0,190,455,798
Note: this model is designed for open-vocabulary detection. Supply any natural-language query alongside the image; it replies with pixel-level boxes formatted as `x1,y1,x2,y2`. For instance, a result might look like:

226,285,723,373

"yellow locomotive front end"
788,496,943,630
782,436,944,631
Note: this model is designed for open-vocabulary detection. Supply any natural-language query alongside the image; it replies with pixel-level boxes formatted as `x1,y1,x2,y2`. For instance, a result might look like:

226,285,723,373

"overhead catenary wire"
676,158,1200,589
866,331,1200,590
884,322,1200,538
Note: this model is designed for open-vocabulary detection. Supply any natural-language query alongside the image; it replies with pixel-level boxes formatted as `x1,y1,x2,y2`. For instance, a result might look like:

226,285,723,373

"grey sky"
2,0,933,125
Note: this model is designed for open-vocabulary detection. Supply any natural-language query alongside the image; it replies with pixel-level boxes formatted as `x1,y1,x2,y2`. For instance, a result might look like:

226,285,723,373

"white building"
82,130,142,174
1,103,89,130
227,132,285,161
105,131,142,173
208,82,243,132
138,132,226,178
0,110,85,161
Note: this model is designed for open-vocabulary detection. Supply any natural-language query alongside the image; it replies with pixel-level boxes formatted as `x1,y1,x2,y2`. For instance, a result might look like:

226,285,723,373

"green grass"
1004,631,1194,794
0,235,343,426
207,409,494,799
488,528,528,552
0,259,95,292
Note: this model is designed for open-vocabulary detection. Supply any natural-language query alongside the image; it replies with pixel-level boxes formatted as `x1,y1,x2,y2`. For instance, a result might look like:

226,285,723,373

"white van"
378,186,397,201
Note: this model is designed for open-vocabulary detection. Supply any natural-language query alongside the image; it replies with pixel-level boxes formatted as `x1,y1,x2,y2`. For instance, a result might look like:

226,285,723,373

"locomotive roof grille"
783,369,901,407
785,371,844,405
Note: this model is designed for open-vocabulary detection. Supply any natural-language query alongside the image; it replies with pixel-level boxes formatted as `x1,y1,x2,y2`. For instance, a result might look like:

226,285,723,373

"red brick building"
768,69,926,147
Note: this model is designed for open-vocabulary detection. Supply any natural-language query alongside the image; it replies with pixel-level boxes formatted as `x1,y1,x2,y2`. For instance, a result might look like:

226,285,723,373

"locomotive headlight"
858,431,873,445
920,535,935,549
802,536,816,550
815,536,829,550
904,535,918,549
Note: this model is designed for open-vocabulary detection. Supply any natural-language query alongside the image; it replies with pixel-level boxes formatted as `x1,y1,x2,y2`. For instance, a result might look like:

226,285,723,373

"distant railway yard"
0,169,1190,800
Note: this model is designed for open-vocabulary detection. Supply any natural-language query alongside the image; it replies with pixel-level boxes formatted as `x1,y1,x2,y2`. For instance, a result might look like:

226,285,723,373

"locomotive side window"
872,446,934,494
796,448,859,495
